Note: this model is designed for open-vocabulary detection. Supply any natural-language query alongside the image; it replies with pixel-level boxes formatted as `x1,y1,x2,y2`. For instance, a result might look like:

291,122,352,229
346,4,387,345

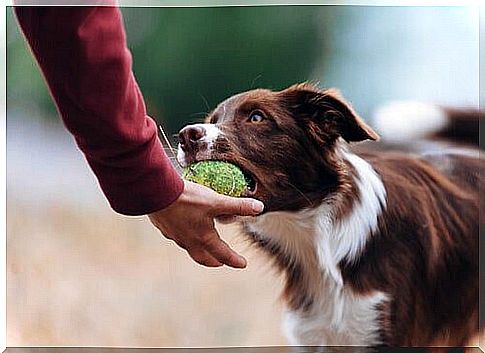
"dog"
176,83,481,347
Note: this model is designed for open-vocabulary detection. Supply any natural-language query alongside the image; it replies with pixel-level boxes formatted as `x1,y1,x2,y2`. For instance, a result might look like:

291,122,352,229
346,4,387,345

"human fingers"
199,228,247,268
211,195,264,217
185,245,224,267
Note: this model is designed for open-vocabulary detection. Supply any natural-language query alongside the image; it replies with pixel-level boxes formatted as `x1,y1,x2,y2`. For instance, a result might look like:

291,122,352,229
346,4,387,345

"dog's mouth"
242,168,258,196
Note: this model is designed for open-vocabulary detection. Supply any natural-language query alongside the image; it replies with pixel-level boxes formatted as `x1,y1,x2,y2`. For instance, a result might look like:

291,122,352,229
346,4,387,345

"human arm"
15,5,264,268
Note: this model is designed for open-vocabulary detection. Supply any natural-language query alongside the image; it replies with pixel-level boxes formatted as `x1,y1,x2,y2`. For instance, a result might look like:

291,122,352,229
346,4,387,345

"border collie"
176,83,481,347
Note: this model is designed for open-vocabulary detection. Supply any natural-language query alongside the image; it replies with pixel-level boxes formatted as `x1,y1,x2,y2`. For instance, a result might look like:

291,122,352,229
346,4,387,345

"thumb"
212,195,264,217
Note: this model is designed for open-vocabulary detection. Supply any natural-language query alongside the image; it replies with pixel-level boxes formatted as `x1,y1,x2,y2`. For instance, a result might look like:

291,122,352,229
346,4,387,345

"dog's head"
177,83,378,211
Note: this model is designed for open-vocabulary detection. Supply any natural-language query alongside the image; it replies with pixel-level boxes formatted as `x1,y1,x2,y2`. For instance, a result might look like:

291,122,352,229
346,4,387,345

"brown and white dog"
176,83,482,347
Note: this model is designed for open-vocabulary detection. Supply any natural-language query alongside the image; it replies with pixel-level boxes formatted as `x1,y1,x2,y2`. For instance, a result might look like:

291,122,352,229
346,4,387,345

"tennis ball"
182,160,248,197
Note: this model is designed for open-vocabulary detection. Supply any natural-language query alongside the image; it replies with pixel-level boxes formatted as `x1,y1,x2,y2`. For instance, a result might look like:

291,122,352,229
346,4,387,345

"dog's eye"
249,111,265,123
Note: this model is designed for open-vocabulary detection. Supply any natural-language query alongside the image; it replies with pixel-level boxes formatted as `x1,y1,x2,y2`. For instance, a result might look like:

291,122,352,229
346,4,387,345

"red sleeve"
14,6,184,216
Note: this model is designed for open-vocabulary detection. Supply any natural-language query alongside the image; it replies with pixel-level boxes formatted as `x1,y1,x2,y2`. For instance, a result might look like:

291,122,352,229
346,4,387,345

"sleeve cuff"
87,137,185,216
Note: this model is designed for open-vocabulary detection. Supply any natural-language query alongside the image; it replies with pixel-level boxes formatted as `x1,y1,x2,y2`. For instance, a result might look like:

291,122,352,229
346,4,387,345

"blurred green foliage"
7,9,58,116
7,6,323,134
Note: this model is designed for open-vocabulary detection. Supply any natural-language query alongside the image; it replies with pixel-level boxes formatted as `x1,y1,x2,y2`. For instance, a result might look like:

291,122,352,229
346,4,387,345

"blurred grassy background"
6,5,479,347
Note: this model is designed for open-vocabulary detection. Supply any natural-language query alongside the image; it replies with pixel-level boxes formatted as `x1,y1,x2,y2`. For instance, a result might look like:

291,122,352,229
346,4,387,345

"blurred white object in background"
372,101,447,143
315,6,479,120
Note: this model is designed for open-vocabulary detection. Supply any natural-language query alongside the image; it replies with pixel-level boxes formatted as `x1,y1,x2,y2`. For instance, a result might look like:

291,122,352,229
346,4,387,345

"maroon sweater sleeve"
15,6,184,216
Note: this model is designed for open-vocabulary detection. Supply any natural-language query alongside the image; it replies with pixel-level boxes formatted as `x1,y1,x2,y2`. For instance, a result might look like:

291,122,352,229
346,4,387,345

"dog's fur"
177,83,481,347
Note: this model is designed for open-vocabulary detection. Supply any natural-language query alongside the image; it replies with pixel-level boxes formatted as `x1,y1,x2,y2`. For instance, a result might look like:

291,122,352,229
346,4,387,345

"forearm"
15,5,184,215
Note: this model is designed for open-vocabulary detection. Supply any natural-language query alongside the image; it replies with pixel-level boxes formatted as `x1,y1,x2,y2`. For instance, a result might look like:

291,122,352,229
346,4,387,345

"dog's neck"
242,146,387,314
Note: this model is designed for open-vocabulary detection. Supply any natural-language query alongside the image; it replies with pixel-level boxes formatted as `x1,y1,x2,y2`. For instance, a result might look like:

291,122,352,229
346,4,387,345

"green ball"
182,161,248,197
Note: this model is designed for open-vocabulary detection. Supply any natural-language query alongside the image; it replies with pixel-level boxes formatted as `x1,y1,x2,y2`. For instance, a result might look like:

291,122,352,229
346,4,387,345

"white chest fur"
243,150,388,346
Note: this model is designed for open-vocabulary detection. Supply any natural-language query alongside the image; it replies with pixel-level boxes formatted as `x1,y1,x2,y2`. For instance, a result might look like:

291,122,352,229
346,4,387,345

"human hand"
148,181,264,268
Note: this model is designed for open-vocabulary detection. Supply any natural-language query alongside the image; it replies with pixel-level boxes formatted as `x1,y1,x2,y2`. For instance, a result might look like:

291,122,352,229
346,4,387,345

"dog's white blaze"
176,123,222,167
194,123,222,150
244,148,388,346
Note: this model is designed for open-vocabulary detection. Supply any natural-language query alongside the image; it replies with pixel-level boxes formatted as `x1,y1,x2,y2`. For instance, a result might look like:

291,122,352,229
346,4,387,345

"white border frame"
2,1,482,352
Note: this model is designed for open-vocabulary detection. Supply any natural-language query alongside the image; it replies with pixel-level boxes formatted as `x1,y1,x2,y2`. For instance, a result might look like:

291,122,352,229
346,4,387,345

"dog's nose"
178,125,206,151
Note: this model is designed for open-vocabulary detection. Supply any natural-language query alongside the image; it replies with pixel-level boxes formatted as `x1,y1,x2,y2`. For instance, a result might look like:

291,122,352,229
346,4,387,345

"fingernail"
237,256,247,268
251,200,264,213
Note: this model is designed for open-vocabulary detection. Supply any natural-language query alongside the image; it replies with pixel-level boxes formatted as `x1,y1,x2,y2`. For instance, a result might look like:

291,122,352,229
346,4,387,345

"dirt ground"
7,197,287,347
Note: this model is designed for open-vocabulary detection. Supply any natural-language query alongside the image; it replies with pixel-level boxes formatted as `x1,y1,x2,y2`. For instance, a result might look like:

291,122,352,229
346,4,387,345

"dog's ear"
279,83,379,144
